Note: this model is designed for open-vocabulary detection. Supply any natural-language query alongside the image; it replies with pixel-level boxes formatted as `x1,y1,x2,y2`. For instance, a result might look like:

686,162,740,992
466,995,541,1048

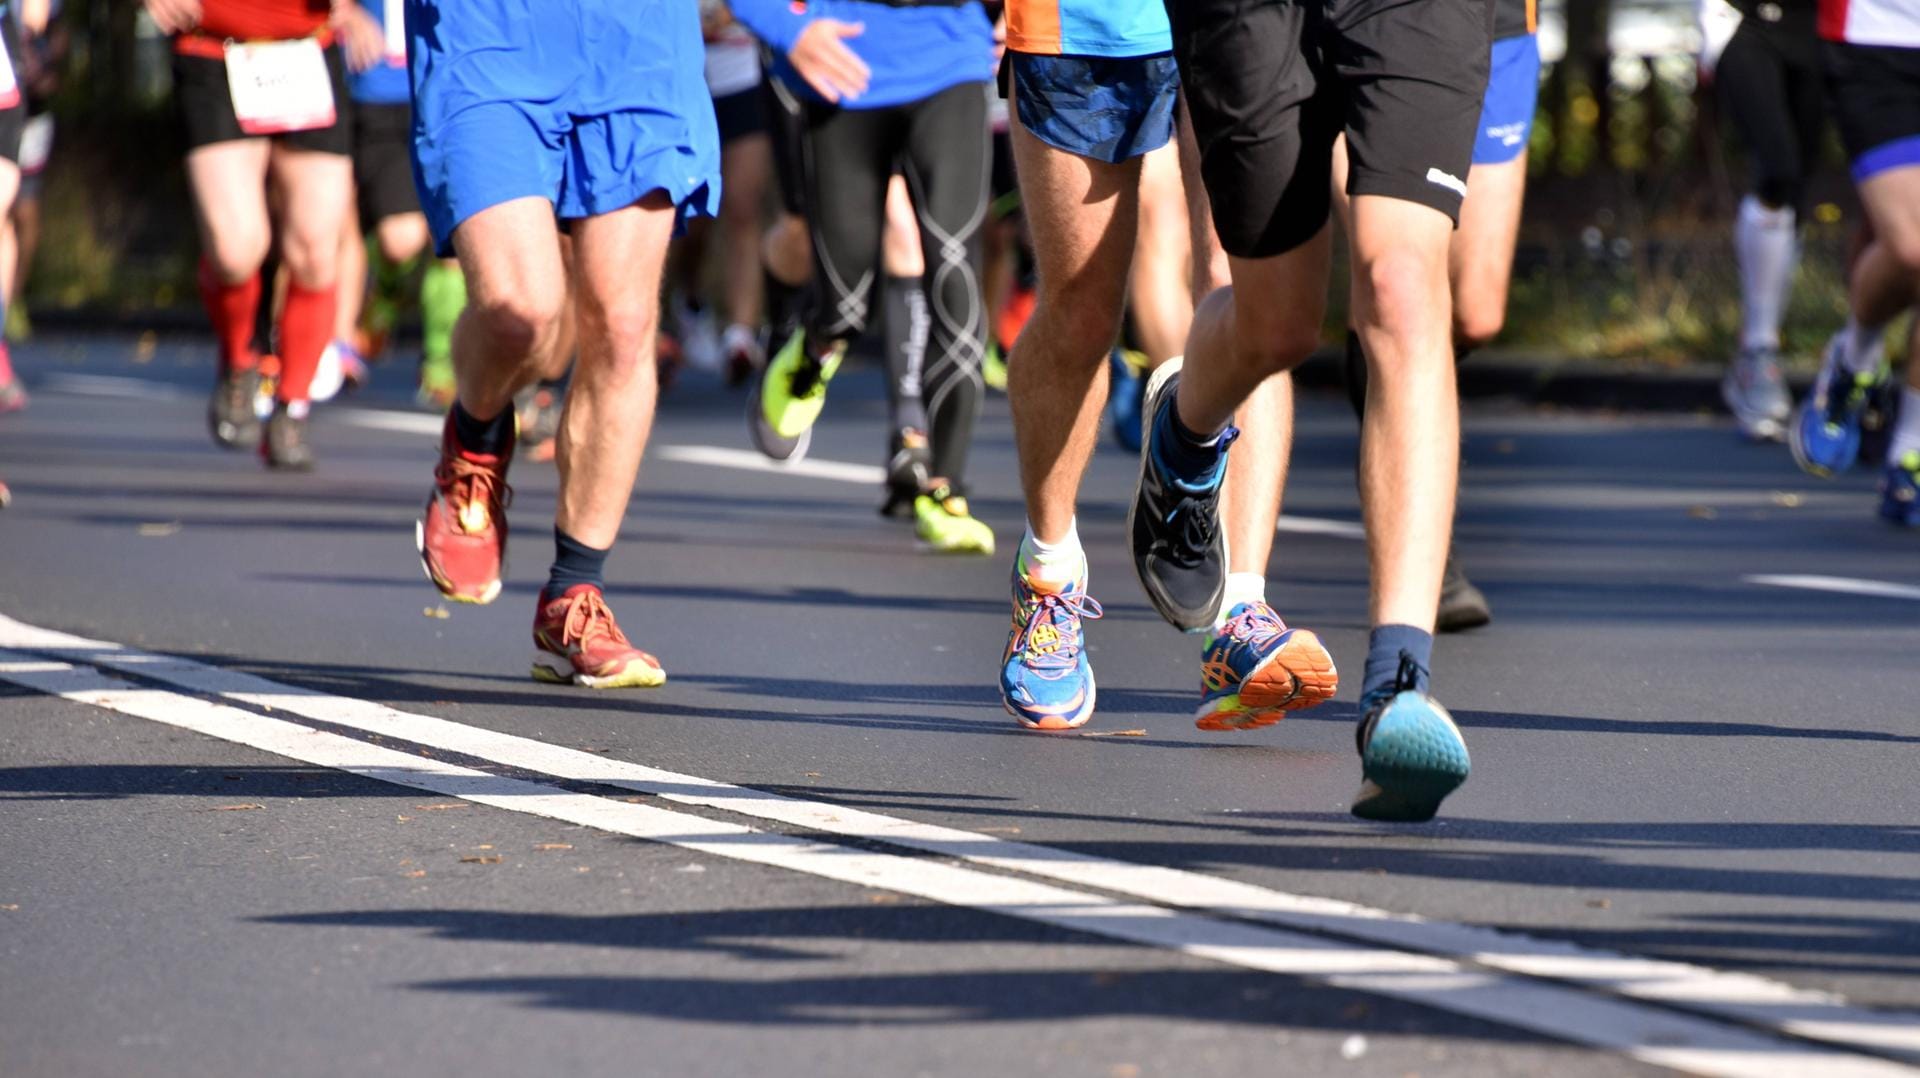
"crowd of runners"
0,0,1914,821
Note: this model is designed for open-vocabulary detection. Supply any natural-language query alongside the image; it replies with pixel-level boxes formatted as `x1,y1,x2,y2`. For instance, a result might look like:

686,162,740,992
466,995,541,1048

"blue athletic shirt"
1004,0,1170,58
729,0,994,110
350,0,411,106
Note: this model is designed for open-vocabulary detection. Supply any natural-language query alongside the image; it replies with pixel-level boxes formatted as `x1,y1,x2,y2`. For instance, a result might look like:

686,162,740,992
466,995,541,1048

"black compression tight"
801,81,989,491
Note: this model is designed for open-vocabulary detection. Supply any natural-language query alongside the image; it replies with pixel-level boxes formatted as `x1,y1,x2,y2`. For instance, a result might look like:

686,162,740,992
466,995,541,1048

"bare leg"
448,197,570,421
1128,141,1192,364
720,133,771,330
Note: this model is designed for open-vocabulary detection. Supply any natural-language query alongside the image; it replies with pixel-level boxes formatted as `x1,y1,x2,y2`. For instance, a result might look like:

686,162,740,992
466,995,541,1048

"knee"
204,230,270,283
1452,303,1506,353
376,215,428,264
278,226,340,289
582,298,661,379
1357,248,1448,339
470,283,566,358
1883,230,1920,277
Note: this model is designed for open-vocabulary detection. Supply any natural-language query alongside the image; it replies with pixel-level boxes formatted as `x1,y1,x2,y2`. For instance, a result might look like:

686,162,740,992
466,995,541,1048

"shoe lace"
789,354,827,398
1013,588,1104,677
1219,603,1283,649
1357,652,1432,748
1825,367,1882,429
435,453,513,530
1158,493,1221,569
559,588,630,650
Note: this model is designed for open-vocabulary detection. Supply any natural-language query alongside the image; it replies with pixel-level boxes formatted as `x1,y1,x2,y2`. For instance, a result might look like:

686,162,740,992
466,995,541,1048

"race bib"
224,37,335,136
0,29,20,111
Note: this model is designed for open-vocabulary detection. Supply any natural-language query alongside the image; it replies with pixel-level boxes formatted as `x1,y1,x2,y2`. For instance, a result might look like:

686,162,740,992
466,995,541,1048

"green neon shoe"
982,340,1009,392
750,329,842,461
914,485,995,555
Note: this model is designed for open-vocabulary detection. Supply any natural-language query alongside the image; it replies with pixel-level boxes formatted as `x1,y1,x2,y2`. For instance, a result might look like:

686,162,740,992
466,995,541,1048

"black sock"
1151,393,1233,486
764,270,801,345
451,402,514,457
545,526,609,598
1361,624,1434,709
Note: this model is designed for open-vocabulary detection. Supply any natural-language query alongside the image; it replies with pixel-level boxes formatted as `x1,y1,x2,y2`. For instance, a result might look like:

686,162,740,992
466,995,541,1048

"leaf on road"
138,521,182,537
977,826,1022,834
422,606,450,620
211,803,265,812
804,771,822,778
403,870,427,878
471,844,494,850
415,803,468,811
0,903,19,911
458,855,502,865
1687,505,1717,519
1079,729,1147,738
1770,491,1803,508
533,843,573,851
1587,897,1611,909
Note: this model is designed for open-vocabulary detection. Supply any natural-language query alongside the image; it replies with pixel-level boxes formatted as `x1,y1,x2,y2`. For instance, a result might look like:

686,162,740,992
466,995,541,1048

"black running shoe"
1126,357,1236,632
1436,553,1491,633
262,403,315,471
209,366,263,450
880,426,930,518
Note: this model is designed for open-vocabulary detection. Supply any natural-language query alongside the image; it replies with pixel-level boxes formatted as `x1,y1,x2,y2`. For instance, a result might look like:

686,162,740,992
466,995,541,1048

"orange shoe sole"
1195,629,1338,732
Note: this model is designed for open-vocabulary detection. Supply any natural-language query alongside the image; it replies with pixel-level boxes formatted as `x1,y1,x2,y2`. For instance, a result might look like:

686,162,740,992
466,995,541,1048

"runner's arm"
727,0,870,103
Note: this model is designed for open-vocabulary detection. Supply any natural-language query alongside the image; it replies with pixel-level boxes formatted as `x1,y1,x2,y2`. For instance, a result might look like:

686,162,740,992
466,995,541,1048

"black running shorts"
1168,0,1492,259
352,101,421,227
1825,40,1920,181
173,44,352,155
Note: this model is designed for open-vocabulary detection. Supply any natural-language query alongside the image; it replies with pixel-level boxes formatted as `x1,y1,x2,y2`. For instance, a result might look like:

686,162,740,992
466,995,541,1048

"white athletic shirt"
1820,0,1920,45
702,1,762,97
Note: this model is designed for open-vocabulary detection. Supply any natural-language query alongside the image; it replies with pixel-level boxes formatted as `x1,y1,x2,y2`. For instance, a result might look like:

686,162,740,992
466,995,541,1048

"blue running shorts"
1472,34,1541,166
407,0,722,256
1009,52,1179,165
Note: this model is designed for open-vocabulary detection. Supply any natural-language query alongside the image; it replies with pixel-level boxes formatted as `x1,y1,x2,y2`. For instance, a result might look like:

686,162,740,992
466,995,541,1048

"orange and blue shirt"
1004,0,1170,59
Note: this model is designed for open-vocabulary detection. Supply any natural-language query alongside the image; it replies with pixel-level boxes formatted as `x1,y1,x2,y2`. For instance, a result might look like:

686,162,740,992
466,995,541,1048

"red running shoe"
416,413,513,604
531,584,666,688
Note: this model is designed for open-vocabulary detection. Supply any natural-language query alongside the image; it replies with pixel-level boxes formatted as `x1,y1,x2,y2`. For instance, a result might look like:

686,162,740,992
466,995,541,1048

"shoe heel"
1352,694,1469,823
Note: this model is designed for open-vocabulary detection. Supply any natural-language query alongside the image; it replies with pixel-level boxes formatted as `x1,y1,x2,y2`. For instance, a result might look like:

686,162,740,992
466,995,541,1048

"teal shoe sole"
1351,692,1470,823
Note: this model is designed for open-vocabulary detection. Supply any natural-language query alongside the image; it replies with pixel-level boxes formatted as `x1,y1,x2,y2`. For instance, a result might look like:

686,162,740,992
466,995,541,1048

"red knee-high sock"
277,280,337,406
198,259,262,373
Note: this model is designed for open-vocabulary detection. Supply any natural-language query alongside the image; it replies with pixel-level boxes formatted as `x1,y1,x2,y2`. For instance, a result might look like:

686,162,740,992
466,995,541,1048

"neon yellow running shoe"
751,329,843,461
914,484,995,555
982,341,1009,392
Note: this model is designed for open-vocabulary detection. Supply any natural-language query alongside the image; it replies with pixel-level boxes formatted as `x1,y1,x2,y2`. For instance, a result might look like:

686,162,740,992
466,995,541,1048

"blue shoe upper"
1001,564,1104,722
1199,601,1288,710
1881,451,1920,527
1792,336,1885,477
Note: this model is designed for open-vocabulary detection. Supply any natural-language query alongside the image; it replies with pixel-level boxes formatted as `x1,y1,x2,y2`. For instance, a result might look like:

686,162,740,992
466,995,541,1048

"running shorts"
713,85,768,145
353,101,420,227
172,42,352,155
1825,39,1920,182
407,0,722,257
1718,15,1825,208
1008,51,1179,164
1169,0,1491,258
1472,33,1540,166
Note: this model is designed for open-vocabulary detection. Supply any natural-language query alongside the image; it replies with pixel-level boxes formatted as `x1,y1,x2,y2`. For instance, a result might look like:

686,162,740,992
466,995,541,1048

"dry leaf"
211,803,265,812
403,870,427,879
533,843,573,851
138,522,182,537
0,903,19,911
977,826,1022,835
574,866,591,873
1587,898,1611,909
1079,729,1148,738
1687,505,1717,520
867,892,901,904
804,771,822,778
1770,491,1803,508
471,844,494,851
423,606,450,620
415,803,468,811
459,855,502,865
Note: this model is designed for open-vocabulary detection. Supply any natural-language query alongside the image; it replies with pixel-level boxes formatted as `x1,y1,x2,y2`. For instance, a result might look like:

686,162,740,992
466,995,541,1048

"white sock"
1842,318,1889,375
722,322,758,356
1019,520,1084,587
1735,196,1797,354
1215,571,1268,626
1890,387,1920,463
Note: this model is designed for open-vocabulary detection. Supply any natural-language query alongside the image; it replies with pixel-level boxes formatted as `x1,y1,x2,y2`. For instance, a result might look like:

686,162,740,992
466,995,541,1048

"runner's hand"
787,19,868,104
334,3,385,73
18,0,47,35
144,0,202,34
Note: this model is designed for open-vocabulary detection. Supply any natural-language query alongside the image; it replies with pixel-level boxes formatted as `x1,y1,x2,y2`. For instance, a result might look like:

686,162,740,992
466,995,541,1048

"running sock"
1153,396,1233,486
722,322,759,359
764,269,801,344
545,526,610,597
275,280,336,405
1361,624,1433,709
420,260,468,367
1889,387,1920,463
451,401,514,457
198,259,262,373
0,339,15,384
1018,520,1084,587
882,275,930,433
1734,195,1797,353
1841,318,1888,375
1216,572,1268,627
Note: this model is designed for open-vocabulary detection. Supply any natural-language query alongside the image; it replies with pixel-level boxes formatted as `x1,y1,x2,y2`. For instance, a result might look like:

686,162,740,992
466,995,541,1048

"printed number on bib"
224,38,335,136
0,30,20,110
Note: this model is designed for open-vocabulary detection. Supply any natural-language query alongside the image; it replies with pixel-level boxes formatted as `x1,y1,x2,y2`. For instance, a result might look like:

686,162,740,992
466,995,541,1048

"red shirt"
190,0,331,43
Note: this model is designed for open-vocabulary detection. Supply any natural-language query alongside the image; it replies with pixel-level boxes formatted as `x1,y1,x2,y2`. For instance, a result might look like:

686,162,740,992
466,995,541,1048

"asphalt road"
2,333,1917,1078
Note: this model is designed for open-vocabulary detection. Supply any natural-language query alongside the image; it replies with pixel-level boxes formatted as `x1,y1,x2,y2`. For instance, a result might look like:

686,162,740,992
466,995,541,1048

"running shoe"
1436,553,1491,633
261,402,314,471
1195,602,1337,731
208,364,263,450
1880,450,1920,528
1000,564,1104,730
0,342,23,413
516,382,565,463
1791,333,1889,478
915,484,994,555
417,355,457,412
982,340,1009,392
1860,374,1902,465
673,297,722,373
723,323,762,388
417,413,514,604
1127,356,1235,632
880,426,930,518
1351,655,1470,823
1107,347,1147,453
1721,346,1791,443
750,329,841,461
309,340,368,403
532,584,666,688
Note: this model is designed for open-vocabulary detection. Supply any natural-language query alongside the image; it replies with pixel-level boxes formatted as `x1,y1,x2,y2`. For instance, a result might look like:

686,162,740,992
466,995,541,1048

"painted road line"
35,372,198,401
3,614,1916,1063
1744,575,1920,603
2,649,1914,1078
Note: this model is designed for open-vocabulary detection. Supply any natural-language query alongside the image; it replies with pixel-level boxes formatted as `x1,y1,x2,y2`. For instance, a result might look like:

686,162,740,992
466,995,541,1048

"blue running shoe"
1352,655,1469,823
1107,348,1148,453
1880,450,1920,527
1196,602,1338,731
1000,562,1105,730
1791,333,1888,478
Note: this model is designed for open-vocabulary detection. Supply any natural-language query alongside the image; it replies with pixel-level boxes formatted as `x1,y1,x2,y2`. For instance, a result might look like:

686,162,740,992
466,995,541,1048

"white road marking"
1744,575,1920,603
34,372,197,401
3,612,1918,1069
